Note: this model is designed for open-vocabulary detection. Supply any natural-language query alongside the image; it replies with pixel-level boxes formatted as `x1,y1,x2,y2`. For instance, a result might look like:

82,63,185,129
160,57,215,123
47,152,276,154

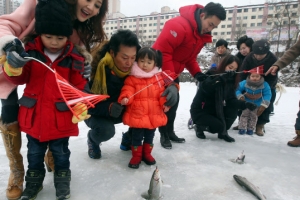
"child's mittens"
4,61,23,76
120,98,129,105
72,102,91,124
0,55,6,64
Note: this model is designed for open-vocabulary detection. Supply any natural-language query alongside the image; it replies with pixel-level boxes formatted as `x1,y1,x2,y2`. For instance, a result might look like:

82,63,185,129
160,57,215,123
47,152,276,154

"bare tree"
267,0,299,54
233,18,246,41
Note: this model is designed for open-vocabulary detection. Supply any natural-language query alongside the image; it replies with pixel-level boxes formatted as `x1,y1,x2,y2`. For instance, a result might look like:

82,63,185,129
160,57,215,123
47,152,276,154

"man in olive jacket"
266,36,300,147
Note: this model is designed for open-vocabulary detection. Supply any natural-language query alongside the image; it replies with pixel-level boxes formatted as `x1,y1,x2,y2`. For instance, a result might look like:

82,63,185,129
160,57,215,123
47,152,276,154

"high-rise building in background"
108,0,125,19
108,0,120,13
0,0,20,15
104,1,300,45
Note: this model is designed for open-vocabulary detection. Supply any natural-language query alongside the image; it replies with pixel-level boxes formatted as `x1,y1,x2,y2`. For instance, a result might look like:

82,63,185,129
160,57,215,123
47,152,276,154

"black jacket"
190,70,243,121
240,52,278,88
88,66,126,118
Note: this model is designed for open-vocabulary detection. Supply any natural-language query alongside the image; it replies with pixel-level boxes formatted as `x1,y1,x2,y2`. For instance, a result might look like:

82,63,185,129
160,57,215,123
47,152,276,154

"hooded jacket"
4,36,87,142
118,62,168,129
0,0,85,98
152,4,212,76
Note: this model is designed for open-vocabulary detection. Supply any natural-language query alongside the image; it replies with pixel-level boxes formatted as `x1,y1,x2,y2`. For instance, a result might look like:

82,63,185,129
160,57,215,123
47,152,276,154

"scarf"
130,62,159,78
245,76,264,89
91,52,130,94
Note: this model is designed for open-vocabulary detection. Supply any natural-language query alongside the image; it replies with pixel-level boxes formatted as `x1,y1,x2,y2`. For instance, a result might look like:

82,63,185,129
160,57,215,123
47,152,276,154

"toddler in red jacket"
2,0,90,199
118,47,175,169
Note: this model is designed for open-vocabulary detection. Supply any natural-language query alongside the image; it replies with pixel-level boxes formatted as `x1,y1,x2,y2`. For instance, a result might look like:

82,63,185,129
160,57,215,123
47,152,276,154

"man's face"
200,14,221,34
254,54,267,61
110,44,137,72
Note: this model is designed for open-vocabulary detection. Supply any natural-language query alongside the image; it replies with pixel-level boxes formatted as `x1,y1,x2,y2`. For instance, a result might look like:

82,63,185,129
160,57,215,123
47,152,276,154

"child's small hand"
121,98,129,105
163,105,170,112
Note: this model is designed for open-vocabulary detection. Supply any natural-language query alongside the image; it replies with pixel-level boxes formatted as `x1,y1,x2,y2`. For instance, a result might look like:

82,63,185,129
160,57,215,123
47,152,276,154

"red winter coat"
4,36,86,142
118,64,168,129
152,4,212,76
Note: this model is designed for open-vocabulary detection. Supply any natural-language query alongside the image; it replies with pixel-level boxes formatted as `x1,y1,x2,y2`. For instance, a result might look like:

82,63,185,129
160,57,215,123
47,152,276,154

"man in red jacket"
152,2,226,149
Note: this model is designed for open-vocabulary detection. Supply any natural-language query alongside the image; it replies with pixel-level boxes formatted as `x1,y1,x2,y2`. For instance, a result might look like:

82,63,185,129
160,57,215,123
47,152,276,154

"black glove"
194,72,208,82
109,102,124,118
162,84,178,107
245,102,257,111
220,70,235,82
81,62,91,79
3,38,30,68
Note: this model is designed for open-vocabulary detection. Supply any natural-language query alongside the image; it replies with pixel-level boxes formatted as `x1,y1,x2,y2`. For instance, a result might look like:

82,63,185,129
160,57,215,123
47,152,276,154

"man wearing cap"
240,39,278,136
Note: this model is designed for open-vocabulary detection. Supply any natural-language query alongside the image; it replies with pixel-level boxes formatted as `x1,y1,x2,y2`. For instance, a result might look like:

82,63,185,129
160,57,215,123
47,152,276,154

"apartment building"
104,1,300,44
0,0,20,15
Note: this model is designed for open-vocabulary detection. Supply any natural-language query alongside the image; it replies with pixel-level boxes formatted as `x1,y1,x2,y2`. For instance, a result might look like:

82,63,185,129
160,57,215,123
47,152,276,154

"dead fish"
233,174,267,200
229,150,245,164
141,166,163,200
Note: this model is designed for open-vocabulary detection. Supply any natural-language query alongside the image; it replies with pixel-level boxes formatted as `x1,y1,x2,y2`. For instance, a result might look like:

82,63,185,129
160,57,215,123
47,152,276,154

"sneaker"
238,129,246,135
87,131,101,159
187,118,194,129
246,130,254,135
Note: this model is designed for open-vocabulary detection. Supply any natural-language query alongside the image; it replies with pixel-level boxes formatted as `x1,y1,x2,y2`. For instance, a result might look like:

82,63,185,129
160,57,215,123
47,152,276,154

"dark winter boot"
195,125,209,139
287,130,300,147
120,129,132,151
168,131,185,143
255,124,265,136
20,170,45,200
54,169,71,200
142,143,156,165
87,131,101,159
160,132,172,149
128,146,143,169
232,125,239,130
218,131,235,142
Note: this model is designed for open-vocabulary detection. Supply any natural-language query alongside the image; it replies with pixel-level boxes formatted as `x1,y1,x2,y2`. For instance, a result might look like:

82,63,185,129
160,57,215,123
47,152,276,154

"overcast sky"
120,0,267,17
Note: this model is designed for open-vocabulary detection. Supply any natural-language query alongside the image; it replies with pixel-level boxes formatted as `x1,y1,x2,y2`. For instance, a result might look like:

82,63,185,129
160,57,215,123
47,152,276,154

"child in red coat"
2,0,90,199
118,47,175,169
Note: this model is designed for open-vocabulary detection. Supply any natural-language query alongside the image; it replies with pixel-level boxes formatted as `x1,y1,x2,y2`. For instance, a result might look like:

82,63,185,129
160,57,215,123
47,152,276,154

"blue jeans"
26,135,70,172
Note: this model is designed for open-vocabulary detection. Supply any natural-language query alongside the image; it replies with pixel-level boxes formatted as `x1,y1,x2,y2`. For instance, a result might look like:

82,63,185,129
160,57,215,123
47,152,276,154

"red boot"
128,146,142,169
142,143,156,165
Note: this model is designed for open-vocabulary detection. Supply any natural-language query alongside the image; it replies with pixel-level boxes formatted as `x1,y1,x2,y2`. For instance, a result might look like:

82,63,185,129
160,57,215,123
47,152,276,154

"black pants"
257,88,276,125
158,78,180,134
194,104,238,134
84,115,122,145
1,89,19,123
131,128,155,146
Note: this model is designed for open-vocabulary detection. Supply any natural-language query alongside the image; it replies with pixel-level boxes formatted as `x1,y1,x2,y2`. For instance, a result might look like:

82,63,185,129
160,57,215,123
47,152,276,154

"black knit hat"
35,0,73,37
252,39,270,55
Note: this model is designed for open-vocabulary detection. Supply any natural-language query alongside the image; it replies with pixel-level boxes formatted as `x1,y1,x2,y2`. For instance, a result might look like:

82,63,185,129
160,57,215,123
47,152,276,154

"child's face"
41,34,68,53
137,55,155,73
225,61,238,71
216,45,227,55
76,0,103,22
249,73,261,82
